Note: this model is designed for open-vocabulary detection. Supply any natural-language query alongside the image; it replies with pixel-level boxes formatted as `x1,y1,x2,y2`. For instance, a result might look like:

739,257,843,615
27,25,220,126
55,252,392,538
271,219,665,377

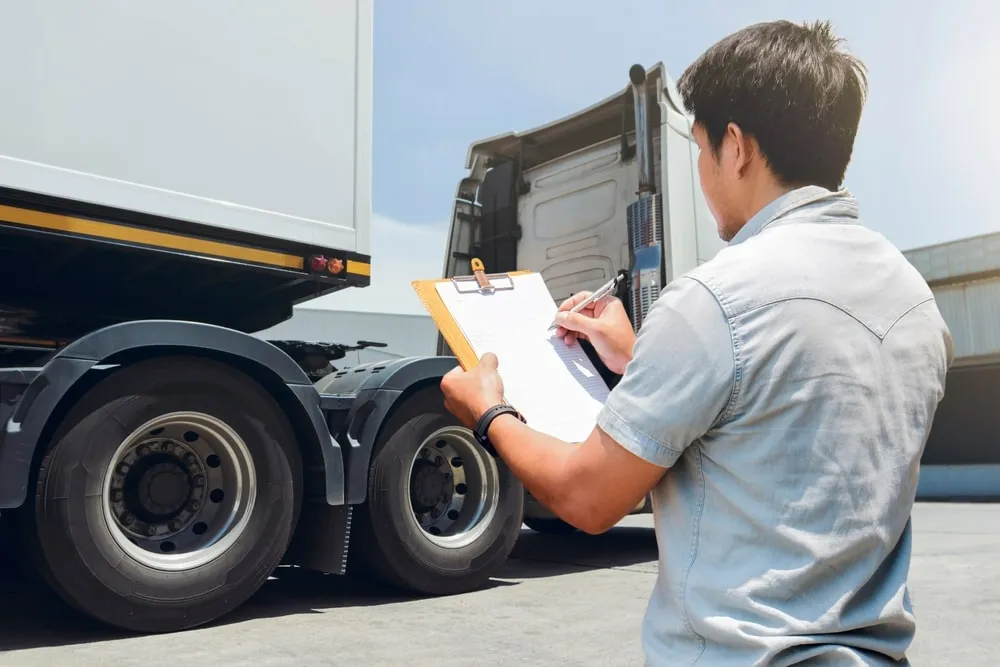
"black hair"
677,20,868,191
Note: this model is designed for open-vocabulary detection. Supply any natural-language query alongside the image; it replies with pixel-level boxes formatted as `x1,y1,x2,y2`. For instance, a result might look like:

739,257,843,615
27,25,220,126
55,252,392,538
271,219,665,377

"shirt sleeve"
596,276,736,468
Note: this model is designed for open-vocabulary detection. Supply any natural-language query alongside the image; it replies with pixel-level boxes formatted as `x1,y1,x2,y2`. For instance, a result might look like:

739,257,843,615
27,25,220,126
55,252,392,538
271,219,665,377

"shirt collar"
729,185,859,246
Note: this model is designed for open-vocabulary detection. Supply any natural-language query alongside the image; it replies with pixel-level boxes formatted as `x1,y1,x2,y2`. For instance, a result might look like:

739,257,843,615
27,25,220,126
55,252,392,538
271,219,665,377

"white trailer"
0,1,372,255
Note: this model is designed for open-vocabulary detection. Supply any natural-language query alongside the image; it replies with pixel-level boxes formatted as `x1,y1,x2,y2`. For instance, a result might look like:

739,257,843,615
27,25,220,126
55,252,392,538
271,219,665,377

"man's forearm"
485,414,583,527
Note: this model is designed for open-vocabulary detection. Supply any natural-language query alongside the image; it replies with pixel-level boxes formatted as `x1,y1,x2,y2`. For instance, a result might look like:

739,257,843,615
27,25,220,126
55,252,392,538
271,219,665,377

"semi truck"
0,2,722,633
0,1,529,633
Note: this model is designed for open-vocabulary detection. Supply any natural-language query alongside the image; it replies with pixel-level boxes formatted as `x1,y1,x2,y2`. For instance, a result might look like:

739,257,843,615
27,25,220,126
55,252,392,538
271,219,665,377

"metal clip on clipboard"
449,257,516,294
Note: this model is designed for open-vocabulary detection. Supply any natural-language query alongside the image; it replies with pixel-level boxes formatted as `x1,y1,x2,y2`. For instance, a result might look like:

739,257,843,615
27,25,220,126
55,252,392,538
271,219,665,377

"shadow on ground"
0,523,656,652
502,524,658,578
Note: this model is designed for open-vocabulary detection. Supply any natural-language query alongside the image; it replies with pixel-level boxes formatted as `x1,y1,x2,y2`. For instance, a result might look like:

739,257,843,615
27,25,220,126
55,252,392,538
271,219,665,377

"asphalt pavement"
0,502,994,666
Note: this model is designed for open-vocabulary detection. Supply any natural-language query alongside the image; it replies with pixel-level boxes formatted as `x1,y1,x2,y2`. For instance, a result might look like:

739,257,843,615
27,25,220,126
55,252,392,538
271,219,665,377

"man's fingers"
554,324,585,342
554,311,598,337
558,291,593,312
562,330,582,346
480,352,499,369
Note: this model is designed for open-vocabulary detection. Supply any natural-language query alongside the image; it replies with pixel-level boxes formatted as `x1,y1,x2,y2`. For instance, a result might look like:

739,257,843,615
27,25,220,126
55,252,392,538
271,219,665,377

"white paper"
436,273,609,442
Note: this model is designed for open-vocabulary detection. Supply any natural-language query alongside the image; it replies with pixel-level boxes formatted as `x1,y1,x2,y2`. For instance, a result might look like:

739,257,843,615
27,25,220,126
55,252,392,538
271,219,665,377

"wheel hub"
406,427,500,549
410,457,454,512
111,441,208,541
101,412,256,571
140,462,191,515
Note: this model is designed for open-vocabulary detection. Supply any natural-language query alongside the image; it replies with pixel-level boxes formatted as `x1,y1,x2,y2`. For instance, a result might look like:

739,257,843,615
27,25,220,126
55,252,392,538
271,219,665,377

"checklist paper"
435,272,610,443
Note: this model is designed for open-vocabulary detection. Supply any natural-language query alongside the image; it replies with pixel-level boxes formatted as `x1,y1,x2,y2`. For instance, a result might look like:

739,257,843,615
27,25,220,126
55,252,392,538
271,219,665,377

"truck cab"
441,63,726,531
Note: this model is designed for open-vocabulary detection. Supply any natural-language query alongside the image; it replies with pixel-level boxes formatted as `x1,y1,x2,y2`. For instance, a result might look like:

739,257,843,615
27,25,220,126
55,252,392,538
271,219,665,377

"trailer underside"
0,188,371,343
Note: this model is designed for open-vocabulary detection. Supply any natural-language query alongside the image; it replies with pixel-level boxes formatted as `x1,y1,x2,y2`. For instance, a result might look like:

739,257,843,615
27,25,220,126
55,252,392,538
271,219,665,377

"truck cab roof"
463,62,689,173
442,62,725,315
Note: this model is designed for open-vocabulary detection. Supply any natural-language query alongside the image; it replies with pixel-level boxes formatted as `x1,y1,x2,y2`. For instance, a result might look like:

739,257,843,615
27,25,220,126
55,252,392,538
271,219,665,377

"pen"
548,273,623,331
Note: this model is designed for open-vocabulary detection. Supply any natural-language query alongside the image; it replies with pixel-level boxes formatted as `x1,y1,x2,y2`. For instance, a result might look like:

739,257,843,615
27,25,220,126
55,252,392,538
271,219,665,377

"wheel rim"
100,411,256,571
406,426,500,549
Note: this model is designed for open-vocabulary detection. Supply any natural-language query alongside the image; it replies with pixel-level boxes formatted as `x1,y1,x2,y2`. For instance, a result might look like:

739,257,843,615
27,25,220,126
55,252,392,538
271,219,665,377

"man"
440,19,953,666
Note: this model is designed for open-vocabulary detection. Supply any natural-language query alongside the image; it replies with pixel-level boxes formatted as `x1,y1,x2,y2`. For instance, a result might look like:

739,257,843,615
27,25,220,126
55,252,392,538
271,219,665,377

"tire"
28,356,302,633
523,516,578,535
350,385,524,595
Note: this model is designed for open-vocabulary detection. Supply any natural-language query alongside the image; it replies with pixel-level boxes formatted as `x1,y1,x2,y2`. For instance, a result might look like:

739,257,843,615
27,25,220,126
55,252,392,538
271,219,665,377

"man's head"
677,20,868,241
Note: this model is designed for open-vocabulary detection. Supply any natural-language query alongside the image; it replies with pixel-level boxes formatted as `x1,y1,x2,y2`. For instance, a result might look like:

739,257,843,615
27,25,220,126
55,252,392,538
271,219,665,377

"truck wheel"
523,516,578,535
29,356,301,633
351,385,523,595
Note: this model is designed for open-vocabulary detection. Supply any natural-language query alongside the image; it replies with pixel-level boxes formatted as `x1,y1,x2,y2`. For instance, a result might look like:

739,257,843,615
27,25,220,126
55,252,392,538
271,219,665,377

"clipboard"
411,258,531,369
413,257,612,443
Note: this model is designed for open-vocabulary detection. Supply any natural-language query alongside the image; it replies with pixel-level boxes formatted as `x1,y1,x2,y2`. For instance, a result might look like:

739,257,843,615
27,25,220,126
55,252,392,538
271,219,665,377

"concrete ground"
0,502,994,666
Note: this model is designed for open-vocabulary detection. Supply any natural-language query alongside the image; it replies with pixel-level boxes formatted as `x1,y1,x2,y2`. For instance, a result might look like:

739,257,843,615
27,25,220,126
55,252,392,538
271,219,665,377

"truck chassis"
0,196,524,634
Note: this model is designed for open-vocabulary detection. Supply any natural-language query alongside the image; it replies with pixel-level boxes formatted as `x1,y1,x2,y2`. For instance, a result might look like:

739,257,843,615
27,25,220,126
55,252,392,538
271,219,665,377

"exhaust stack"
628,64,654,195
624,64,667,332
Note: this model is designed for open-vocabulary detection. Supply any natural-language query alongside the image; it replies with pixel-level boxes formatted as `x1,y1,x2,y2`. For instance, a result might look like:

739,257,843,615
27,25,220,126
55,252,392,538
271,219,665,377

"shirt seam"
881,296,936,341
598,403,684,463
731,295,887,339
684,445,709,665
682,275,743,425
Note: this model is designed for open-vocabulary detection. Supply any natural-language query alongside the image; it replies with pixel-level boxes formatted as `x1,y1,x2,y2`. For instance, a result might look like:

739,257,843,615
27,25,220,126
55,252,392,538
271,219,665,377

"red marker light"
309,255,327,272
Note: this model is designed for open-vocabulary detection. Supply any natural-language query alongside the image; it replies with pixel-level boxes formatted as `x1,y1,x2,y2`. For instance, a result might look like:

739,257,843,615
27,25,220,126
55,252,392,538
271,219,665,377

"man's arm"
485,416,665,534
483,277,737,534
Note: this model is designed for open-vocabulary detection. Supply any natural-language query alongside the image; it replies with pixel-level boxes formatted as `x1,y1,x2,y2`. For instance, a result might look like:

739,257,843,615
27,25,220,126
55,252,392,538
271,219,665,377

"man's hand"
554,291,636,375
440,352,506,429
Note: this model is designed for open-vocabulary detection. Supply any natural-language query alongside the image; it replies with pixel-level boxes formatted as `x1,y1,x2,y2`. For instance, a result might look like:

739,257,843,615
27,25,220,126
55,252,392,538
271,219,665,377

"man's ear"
726,122,755,178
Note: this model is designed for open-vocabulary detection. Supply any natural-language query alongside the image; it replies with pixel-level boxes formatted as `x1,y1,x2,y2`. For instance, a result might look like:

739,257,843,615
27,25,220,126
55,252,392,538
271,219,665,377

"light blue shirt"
597,185,954,666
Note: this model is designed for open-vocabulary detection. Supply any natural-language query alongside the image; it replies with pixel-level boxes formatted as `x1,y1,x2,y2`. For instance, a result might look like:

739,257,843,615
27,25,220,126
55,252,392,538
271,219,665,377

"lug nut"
184,453,197,465
194,475,205,487
138,444,149,456
146,525,157,536
121,513,134,525
117,463,130,475
169,520,182,531
190,500,201,511
111,490,123,502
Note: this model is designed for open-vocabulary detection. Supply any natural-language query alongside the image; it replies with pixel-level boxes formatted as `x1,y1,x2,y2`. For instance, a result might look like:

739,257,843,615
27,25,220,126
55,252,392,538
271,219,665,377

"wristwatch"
473,404,525,457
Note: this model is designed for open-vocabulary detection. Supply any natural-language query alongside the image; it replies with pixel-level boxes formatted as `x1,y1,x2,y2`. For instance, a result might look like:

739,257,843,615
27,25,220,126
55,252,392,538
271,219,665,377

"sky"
316,0,999,315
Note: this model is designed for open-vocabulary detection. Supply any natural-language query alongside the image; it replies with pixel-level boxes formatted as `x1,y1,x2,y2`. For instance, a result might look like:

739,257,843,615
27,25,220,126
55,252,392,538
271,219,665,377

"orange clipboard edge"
412,258,532,370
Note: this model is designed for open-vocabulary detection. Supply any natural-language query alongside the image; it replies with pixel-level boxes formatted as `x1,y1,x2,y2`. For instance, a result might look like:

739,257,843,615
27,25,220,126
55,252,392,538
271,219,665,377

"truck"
440,63,726,533
0,1,528,633
0,2,722,634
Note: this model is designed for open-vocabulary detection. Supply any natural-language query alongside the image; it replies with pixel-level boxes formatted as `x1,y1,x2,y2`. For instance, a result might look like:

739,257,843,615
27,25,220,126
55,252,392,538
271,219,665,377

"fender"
318,355,459,505
0,319,345,509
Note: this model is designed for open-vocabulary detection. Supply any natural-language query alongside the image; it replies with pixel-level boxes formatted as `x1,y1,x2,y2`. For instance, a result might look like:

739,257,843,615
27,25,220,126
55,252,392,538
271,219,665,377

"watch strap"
474,404,524,457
